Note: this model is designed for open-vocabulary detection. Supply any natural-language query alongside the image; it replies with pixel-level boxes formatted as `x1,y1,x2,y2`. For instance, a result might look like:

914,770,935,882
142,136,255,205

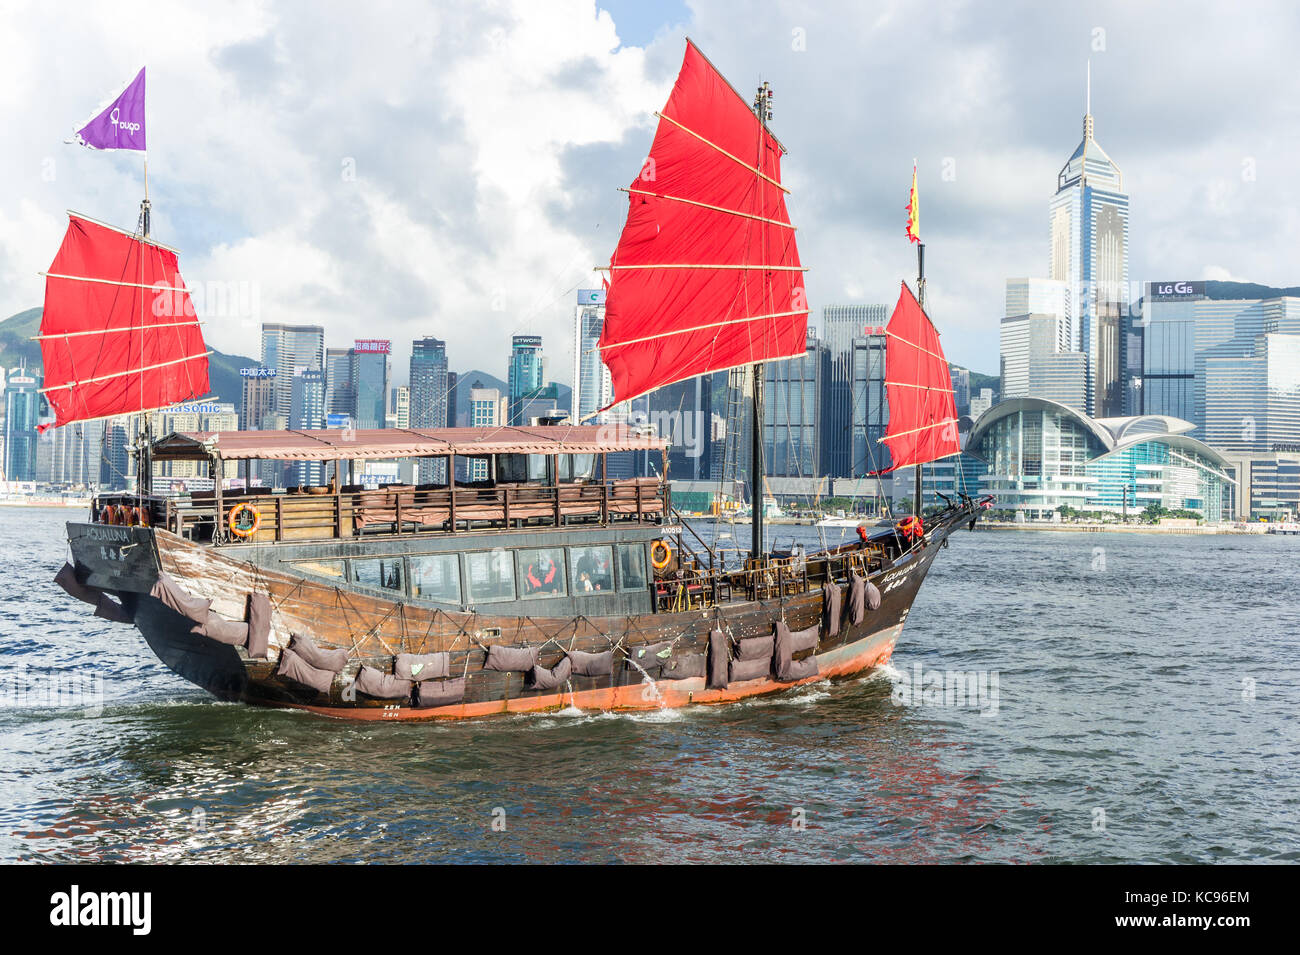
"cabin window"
410,554,461,603
465,551,515,603
497,454,549,484
617,544,648,591
517,547,567,598
293,559,344,579
570,545,614,593
352,557,403,592
558,454,597,482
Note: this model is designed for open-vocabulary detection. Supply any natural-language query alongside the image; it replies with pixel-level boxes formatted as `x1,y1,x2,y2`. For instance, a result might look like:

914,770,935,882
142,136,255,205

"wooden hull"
64,507,977,722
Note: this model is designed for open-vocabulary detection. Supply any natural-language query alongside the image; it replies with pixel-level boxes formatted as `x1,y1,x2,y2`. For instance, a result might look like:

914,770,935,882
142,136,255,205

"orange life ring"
115,504,135,527
100,505,116,525
650,539,673,570
897,515,924,541
228,503,261,539
133,506,150,527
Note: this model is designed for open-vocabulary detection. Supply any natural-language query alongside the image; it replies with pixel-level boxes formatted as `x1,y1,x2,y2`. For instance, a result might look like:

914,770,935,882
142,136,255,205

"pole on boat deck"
914,241,926,518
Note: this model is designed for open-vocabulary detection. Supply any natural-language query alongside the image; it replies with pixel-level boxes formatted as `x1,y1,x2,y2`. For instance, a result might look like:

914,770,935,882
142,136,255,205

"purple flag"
74,67,146,151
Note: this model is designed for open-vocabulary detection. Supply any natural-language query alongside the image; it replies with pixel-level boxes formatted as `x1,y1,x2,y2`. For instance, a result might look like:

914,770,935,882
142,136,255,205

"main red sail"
876,281,960,472
597,40,808,409
38,214,210,431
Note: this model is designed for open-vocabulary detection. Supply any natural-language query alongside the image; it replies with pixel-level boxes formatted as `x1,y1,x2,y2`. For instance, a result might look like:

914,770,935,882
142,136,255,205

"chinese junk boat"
52,40,988,720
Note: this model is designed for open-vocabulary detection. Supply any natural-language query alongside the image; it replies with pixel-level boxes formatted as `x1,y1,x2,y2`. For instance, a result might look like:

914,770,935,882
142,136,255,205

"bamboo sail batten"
885,329,947,362
596,264,808,272
652,111,790,194
877,418,959,442
63,209,182,254
32,319,204,341
884,380,957,392
620,188,797,229
39,350,213,393
599,309,811,351
40,271,195,293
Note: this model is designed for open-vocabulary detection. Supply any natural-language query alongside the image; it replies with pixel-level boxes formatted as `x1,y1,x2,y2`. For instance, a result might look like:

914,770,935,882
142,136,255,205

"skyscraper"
822,304,889,477
1000,312,1086,411
290,367,327,485
3,366,42,483
325,347,355,418
572,290,613,423
240,366,277,431
468,381,506,481
351,339,391,429
764,327,820,478
508,335,544,426
261,324,325,419
1049,67,1130,417
409,337,448,483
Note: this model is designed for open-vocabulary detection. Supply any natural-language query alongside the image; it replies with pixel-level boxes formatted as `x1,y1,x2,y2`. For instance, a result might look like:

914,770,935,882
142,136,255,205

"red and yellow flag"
905,162,920,244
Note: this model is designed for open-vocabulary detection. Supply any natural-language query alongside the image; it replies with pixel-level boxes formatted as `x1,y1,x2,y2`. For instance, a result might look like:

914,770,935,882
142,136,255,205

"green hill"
0,306,256,414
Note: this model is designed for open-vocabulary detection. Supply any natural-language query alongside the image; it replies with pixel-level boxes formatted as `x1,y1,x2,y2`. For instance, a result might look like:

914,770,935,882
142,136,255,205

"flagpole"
915,238,925,518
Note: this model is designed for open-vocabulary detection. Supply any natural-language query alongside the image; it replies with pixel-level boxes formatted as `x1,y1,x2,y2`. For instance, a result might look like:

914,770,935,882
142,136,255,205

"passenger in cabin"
578,571,593,592
524,552,561,596
575,549,613,591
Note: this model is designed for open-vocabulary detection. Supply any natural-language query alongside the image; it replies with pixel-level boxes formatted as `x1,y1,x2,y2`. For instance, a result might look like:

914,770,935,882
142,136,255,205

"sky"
1,0,1298,388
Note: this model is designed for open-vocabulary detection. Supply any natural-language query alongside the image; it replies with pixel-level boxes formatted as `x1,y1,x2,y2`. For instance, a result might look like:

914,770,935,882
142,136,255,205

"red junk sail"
37,214,210,431
596,40,808,409
876,281,960,472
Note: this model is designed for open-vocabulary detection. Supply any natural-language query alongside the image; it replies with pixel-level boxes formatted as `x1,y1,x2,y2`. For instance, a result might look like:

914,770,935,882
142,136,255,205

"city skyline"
1,2,1297,383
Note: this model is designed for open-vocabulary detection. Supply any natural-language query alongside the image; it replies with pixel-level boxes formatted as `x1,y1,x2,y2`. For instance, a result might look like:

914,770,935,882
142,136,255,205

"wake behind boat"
48,39,988,720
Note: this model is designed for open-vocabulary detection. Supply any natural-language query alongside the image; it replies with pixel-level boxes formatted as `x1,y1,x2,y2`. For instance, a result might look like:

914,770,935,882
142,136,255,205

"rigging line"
653,110,790,194
620,188,797,229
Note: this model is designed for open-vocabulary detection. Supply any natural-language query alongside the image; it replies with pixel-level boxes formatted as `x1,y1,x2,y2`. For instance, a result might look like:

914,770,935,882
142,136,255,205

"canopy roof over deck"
150,425,670,462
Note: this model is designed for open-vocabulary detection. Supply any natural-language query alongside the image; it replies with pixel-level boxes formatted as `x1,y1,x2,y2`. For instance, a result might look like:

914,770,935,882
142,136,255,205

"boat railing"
98,477,671,543
652,542,889,612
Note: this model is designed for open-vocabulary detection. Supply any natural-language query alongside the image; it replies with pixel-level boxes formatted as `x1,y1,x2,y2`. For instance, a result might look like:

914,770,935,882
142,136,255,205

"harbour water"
1,506,1296,863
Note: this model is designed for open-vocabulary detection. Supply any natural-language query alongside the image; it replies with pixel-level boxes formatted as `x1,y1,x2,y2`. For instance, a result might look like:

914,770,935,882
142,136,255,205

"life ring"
228,503,261,539
650,539,673,570
133,506,150,527
897,515,924,541
115,504,135,527
100,505,116,525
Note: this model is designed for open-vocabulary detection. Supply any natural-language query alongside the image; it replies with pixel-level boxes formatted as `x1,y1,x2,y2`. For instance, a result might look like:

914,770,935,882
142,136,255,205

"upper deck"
106,424,673,545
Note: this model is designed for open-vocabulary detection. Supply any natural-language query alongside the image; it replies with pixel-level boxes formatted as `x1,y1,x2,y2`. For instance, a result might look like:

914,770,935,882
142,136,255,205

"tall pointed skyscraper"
1049,63,1130,417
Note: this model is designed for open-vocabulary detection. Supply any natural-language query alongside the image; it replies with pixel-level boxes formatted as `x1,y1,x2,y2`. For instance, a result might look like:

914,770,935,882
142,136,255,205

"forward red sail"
876,281,960,472
597,40,808,410
38,214,210,431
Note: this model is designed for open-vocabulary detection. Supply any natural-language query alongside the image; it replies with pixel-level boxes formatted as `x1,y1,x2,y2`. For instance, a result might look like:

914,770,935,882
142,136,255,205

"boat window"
465,550,515,603
292,559,344,578
559,454,597,482
570,545,614,594
352,557,403,592
497,454,549,484
517,547,567,598
410,554,461,603
617,543,648,591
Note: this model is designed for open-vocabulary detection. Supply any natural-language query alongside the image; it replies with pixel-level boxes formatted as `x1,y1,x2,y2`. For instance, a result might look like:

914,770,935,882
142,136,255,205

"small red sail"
597,40,808,409
876,281,960,472
38,214,210,431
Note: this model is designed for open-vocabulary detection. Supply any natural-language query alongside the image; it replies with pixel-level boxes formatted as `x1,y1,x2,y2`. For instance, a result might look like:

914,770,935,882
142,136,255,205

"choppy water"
1,506,1297,863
